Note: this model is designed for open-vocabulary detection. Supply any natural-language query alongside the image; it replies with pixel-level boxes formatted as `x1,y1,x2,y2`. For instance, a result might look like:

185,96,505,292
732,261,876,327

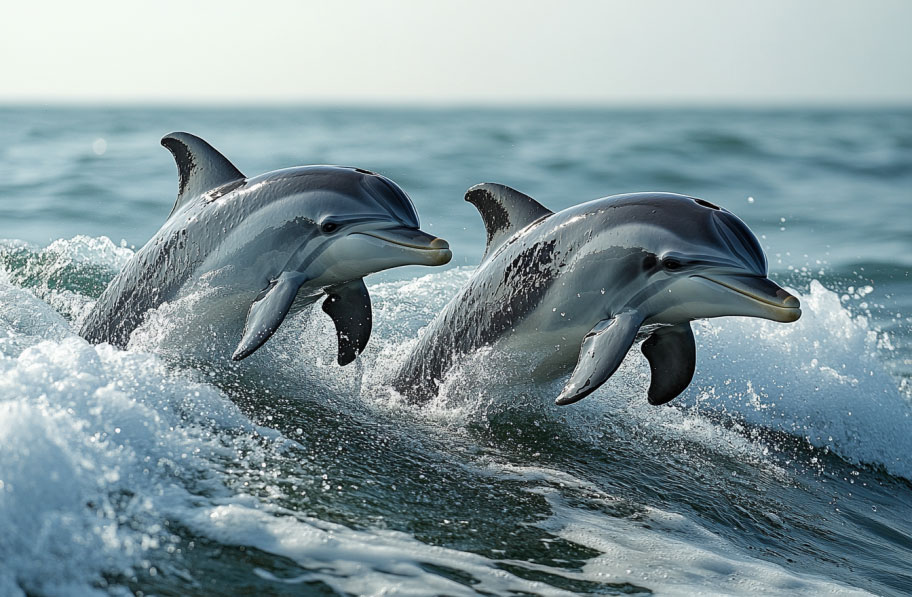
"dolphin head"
627,195,800,325
275,166,452,287
549,193,800,408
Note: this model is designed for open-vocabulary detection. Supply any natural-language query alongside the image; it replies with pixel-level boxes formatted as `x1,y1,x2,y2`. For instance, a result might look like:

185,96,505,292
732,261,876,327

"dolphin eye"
662,257,683,271
321,222,339,233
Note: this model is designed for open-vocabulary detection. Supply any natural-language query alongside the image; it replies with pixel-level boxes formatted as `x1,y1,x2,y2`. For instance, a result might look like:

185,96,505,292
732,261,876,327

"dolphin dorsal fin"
465,183,553,261
161,132,245,218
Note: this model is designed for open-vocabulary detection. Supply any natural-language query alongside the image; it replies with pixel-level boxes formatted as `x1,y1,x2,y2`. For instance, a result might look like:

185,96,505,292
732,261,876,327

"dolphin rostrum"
392,183,800,405
80,132,451,363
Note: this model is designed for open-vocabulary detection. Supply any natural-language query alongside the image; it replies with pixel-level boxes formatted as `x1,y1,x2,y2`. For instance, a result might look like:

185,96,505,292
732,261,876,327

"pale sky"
1,0,910,106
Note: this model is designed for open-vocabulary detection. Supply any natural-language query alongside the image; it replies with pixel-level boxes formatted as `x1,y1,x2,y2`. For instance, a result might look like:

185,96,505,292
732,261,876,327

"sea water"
0,107,909,596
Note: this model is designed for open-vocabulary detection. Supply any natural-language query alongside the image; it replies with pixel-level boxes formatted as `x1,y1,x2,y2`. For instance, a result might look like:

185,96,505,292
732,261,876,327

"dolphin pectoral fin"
641,323,696,406
321,278,372,366
555,312,642,406
232,273,307,361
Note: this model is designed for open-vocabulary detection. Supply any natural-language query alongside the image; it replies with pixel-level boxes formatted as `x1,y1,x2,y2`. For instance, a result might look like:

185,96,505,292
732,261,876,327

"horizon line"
1,98,910,111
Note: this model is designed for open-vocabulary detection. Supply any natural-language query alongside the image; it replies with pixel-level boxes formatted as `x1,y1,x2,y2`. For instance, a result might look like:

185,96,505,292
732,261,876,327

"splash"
359,273,912,480
0,238,907,595
684,280,911,478
0,236,133,323
0,281,277,595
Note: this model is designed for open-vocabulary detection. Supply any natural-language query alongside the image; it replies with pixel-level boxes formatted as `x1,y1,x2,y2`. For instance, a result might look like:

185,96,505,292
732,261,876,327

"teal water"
0,107,909,596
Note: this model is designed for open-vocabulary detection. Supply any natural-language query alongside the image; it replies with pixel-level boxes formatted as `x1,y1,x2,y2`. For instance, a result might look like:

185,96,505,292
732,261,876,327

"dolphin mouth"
355,227,452,265
693,274,801,322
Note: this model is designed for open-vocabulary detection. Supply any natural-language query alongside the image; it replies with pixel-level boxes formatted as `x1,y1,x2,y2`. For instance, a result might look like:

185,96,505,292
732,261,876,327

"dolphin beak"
355,227,452,266
693,274,801,322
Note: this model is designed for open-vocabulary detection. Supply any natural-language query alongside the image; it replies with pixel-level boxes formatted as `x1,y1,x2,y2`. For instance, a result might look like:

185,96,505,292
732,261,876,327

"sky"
1,0,910,106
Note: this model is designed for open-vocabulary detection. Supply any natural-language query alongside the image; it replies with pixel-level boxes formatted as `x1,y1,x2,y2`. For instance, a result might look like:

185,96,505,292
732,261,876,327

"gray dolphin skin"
80,132,451,363
392,183,800,406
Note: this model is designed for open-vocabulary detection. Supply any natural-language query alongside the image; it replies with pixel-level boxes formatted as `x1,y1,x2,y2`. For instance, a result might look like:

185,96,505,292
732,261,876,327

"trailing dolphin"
80,132,451,363
392,183,800,405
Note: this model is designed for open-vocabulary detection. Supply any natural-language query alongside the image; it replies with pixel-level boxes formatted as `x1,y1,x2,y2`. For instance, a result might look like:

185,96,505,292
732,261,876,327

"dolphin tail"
555,312,642,406
321,279,372,366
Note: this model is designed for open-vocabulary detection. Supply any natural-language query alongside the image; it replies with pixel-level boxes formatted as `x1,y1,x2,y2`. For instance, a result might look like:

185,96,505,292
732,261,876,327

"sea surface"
0,106,910,596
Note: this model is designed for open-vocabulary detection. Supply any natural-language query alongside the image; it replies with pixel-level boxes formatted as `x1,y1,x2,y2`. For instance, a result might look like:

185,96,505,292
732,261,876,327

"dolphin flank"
80,132,451,363
391,183,800,405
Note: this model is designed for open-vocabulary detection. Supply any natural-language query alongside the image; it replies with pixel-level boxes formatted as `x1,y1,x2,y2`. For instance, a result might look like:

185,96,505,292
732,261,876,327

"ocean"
0,106,909,596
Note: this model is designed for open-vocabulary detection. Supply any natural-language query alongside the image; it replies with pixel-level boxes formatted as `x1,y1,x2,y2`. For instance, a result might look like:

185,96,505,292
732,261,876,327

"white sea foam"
0,241,907,595
182,499,580,596
0,274,592,596
0,287,583,595
41,235,134,271
0,236,133,326
541,484,869,596
0,279,268,595
480,463,870,596
0,280,72,356
683,280,912,478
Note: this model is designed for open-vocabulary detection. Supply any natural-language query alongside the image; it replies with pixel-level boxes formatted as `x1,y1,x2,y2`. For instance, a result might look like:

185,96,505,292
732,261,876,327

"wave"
347,270,910,481
0,236,908,595
0,334,869,595
5,236,910,479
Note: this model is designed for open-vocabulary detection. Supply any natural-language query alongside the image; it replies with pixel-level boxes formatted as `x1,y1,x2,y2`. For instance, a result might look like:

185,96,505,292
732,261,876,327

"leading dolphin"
392,183,800,405
80,132,451,363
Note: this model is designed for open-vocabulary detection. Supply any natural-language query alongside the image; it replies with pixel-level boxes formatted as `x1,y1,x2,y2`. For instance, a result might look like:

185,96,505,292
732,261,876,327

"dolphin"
80,132,451,363
392,183,800,405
